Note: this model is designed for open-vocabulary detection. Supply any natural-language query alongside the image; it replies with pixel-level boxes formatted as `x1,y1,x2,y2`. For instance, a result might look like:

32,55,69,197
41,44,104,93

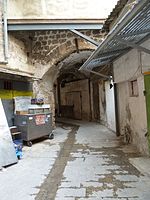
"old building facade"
2,0,149,155
0,0,110,127
81,0,150,155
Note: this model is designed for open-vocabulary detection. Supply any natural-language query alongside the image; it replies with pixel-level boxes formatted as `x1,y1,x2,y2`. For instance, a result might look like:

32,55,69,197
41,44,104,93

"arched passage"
33,48,94,123
9,27,105,126
55,52,91,121
33,36,96,79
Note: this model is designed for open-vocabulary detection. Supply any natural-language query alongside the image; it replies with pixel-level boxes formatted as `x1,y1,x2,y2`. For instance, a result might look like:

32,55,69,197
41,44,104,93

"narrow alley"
1,1,150,200
1,121,150,200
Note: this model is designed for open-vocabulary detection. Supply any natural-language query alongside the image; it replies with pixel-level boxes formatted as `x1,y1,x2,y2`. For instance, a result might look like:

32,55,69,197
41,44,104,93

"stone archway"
31,29,103,124
33,40,95,79
33,49,93,124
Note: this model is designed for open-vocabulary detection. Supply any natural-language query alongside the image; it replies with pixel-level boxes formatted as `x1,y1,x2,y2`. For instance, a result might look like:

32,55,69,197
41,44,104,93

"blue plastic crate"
13,139,23,159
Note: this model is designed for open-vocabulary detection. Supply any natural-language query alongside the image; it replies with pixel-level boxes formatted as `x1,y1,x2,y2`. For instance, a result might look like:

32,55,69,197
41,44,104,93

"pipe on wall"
2,0,8,63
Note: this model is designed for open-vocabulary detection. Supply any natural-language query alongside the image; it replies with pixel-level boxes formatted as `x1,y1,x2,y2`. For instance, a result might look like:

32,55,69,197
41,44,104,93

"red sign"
35,115,45,125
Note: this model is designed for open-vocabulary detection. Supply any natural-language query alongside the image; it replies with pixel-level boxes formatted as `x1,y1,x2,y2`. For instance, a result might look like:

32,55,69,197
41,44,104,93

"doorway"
144,74,150,150
66,91,82,120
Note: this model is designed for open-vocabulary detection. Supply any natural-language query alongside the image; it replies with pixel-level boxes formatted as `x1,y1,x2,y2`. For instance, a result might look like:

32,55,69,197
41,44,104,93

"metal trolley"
14,105,53,146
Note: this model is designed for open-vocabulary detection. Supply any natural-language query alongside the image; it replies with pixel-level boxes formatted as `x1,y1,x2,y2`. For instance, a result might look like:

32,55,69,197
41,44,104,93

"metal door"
144,75,150,150
66,91,82,120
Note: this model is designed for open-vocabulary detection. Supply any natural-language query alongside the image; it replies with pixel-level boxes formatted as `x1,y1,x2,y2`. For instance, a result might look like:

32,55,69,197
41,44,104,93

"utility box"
14,105,53,146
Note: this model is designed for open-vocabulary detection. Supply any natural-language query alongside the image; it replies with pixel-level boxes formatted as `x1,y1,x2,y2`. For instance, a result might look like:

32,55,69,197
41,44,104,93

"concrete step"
11,132,21,136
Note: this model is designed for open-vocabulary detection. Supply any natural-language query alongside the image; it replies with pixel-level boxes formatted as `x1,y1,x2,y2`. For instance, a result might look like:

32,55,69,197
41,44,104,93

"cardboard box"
16,111,28,115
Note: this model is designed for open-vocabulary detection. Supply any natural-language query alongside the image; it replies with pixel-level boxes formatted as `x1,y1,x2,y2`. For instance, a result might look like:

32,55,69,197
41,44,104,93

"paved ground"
1,121,150,200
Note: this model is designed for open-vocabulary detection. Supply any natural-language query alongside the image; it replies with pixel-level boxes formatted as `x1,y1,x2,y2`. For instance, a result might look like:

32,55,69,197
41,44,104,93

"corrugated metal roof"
80,0,150,73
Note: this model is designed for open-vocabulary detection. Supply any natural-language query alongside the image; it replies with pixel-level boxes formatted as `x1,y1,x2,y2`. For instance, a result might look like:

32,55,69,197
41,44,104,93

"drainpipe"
1,0,8,63
114,83,120,137
88,79,92,121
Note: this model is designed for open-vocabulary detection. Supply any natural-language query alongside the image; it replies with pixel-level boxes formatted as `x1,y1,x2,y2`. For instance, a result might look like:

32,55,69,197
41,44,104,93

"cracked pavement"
54,122,150,200
1,121,150,200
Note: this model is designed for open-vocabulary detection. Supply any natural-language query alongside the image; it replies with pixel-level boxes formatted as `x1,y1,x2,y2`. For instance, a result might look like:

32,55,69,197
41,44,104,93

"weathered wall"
33,69,58,123
113,47,149,155
4,30,102,79
98,81,107,125
109,0,139,31
32,30,102,78
8,34,35,75
60,79,90,120
32,29,103,122
140,38,150,73
1,2,33,69
105,81,116,132
8,0,117,19
113,49,139,83
0,1,4,62
91,81,100,121
4,29,103,125
92,80,116,132
0,32,35,77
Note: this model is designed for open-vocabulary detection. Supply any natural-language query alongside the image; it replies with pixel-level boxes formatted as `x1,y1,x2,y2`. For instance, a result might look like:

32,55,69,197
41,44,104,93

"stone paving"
54,122,150,200
0,125,69,200
1,121,150,200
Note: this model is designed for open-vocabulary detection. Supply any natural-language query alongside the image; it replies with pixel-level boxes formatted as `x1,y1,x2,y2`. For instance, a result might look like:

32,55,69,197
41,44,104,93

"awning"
8,19,104,31
80,0,150,77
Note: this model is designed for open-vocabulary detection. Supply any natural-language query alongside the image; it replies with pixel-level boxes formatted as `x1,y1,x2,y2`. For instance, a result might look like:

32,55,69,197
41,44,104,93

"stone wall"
31,29,104,124
6,29,104,125
32,30,103,78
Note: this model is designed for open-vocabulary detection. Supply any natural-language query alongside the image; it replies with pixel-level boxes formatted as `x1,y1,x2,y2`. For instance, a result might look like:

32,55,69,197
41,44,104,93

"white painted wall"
8,0,118,19
113,41,149,155
141,38,150,73
114,38,150,83
105,81,116,132
113,49,140,83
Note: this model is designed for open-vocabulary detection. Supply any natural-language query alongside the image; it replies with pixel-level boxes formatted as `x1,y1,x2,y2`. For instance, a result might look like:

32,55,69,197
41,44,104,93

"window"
129,80,138,97
4,81,12,90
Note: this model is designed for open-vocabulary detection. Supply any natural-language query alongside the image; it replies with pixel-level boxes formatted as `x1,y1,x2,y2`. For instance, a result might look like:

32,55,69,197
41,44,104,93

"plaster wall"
140,38,150,73
110,0,138,31
8,0,118,19
8,35,34,75
0,1,4,62
105,81,116,132
114,39,150,82
113,48,140,83
60,79,90,120
113,47,149,155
